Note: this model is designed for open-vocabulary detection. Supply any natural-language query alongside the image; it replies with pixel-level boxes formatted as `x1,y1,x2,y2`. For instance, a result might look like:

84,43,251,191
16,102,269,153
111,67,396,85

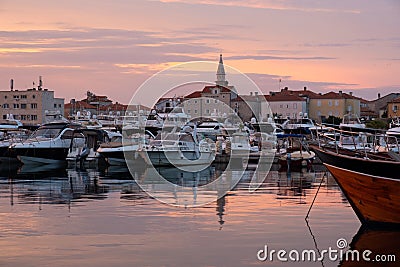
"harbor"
0,57,399,266
2,1,399,265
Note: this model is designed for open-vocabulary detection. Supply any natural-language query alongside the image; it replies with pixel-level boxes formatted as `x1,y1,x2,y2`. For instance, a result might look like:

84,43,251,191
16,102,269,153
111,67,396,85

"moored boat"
140,130,215,167
10,122,81,165
325,163,400,226
312,144,400,226
311,145,400,179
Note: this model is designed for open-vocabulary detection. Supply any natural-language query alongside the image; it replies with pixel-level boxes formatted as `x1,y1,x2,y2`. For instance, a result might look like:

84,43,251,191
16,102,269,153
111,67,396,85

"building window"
347,105,352,112
194,100,198,104
13,104,19,108
214,99,218,103
32,95,36,99
13,95,19,99
54,103,57,108
393,105,398,112
206,99,210,104
280,104,283,108
3,104,9,108
13,115,19,119
2,115,6,119
4,96,7,99
21,95,27,99
286,113,290,118
21,104,27,109
293,103,297,109
328,101,332,106
335,100,339,106
206,109,210,114
31,103,38,109
214,89,218,94
194,110,198,114
31,115,38,120
187,110,190,113
287,104,289,109
317,100,321,107
20,115,27,120
329,111,333,116
58,104,62,108
293,113,296,118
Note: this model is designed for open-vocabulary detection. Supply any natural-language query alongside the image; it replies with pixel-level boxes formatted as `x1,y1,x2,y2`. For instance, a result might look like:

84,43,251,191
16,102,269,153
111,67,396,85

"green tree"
366,119,388,129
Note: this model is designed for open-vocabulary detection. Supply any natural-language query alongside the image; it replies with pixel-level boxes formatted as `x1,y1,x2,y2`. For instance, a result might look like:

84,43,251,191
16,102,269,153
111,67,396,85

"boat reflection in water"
2,161,327,209
1,165,110,206
340,226,399,267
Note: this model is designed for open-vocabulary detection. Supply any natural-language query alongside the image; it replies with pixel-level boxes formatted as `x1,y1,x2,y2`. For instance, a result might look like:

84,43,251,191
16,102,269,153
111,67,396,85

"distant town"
2,55,399,128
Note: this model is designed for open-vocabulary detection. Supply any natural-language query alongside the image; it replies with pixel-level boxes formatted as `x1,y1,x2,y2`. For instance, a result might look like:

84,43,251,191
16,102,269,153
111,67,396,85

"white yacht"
10,122,81,165
196,121,228,141
141,129,215,167
281,113,315,134
97,132,147,166
230,131,251,156
0,116,23,130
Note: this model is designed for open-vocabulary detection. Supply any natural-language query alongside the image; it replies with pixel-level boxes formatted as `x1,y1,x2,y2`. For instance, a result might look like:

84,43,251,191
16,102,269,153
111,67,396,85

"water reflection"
339,226,400,267
0,163,336,209
0,163,371,267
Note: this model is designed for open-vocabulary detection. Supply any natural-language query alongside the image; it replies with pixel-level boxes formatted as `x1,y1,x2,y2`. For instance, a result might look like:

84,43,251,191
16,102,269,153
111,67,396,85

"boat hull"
13,147,69,165
325,163,400,226
312,145,400,179
142,150,214,167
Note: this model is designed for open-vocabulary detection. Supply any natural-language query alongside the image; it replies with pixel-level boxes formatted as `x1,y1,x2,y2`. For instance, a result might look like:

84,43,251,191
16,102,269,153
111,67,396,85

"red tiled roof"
99,103,128,111
278,88,320,98
185,91,202,98
311,91,360,100
65,101,97,110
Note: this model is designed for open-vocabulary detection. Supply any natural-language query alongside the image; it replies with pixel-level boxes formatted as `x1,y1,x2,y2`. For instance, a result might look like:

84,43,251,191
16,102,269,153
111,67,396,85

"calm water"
0,163,397,267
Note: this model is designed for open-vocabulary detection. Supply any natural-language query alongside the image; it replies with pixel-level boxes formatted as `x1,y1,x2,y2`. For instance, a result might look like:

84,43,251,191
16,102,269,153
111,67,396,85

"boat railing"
315,126,400,156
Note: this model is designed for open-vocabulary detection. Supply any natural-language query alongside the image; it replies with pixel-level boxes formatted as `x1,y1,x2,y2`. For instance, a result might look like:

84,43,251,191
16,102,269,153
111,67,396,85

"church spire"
216,54,228,87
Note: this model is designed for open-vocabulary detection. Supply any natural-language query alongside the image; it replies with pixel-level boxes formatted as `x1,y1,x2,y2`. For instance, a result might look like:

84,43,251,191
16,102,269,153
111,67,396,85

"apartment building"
308,91,360,122
0,87,64,125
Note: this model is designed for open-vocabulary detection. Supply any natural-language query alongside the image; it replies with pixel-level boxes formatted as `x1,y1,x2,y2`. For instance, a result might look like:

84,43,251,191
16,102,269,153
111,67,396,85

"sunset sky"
1,0,399,103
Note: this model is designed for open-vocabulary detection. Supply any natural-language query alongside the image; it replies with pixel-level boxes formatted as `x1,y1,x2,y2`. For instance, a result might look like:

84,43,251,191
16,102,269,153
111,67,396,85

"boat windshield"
30,128,62,139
